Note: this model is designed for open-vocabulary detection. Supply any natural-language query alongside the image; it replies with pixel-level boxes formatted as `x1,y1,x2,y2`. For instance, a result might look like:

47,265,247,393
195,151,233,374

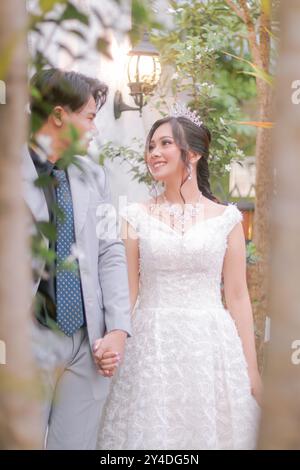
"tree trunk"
245,0,273,372
251,81,273,371
258,0,300,449
226,1,273,371
0,1,42,449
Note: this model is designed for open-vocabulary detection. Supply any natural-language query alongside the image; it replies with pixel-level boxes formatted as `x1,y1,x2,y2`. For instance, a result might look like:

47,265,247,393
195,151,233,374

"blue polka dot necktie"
53,169,84,336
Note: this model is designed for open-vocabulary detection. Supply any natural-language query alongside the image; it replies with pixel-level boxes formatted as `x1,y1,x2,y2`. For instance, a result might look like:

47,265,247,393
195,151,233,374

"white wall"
27,0,169,208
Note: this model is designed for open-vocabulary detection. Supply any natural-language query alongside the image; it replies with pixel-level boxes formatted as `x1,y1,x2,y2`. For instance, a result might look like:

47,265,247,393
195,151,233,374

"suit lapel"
68,158,90,236
22,148,90,236
22,146,49,223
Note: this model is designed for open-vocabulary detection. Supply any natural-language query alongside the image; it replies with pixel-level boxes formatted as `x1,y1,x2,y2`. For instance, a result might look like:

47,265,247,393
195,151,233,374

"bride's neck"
163,181,201,205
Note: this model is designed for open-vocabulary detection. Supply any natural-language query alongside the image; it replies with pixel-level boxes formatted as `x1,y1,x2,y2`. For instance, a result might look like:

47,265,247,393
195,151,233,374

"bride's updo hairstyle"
145,116,219,203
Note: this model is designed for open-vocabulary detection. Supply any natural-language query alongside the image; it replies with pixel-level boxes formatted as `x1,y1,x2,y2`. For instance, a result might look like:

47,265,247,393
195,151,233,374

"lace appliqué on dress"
98,203,259,450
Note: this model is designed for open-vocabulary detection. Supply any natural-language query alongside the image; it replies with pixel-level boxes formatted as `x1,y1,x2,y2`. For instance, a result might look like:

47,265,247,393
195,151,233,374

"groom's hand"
93,339,117,377
93,330,127,377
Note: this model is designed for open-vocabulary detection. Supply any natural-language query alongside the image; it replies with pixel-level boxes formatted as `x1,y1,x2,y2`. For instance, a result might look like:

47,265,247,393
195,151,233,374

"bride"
96,109,262,450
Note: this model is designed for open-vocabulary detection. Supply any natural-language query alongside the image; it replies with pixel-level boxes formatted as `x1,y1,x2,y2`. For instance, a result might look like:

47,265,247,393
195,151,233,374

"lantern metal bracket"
114,90,144,119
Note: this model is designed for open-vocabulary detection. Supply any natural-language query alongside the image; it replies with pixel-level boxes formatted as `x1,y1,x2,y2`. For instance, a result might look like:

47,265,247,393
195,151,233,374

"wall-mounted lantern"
114,33,161,119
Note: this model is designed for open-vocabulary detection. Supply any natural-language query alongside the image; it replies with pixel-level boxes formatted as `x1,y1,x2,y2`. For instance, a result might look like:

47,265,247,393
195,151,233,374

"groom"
23,68,131,449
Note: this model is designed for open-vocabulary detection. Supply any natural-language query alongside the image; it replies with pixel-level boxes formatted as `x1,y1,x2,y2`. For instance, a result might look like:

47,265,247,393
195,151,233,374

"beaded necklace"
149,192,204,236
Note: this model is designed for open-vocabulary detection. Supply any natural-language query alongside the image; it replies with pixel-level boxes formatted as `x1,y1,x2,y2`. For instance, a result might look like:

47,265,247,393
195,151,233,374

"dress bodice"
120,203,243,310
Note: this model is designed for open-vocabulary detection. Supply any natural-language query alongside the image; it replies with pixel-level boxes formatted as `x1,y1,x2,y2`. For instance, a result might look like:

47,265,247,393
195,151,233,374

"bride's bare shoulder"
202,197,228,217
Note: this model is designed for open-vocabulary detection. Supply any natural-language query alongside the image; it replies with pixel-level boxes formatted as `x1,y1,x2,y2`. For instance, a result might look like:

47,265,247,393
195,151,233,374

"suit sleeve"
97,166,132,337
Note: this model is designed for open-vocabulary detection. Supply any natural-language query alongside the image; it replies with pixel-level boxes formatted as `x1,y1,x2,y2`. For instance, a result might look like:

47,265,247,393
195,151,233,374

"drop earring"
187,163,193,180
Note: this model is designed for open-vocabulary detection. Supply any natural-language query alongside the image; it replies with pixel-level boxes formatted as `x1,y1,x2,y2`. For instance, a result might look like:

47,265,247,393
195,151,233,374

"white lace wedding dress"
97,203,260,450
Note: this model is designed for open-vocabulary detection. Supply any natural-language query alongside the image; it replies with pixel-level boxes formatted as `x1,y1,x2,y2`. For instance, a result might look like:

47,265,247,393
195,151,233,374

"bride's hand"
93,339,120,377
99,351,121,374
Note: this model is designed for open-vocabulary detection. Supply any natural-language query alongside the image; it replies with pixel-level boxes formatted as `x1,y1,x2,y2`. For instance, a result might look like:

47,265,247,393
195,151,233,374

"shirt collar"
29,147,55,175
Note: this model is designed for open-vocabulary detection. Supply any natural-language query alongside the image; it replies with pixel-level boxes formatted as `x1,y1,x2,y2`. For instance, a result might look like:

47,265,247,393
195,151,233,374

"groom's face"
54,95,98,154
146,122,184,182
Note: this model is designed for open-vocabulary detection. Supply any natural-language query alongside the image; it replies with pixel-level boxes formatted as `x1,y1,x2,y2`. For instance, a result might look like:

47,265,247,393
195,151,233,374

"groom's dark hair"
30,68,108,126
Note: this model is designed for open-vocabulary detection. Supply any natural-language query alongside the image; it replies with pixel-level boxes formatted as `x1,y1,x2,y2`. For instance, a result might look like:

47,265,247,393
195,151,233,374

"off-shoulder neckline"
128,203,238,238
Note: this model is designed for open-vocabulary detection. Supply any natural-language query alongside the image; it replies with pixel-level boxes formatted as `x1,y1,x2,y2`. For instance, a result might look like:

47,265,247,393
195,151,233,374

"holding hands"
93,330,127,377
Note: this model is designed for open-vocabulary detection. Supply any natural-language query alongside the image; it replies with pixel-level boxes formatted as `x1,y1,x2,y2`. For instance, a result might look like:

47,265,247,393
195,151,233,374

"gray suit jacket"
22,147,132,349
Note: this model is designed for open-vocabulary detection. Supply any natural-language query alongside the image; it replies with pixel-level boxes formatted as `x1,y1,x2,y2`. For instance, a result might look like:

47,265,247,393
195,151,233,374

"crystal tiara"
170,103,203,128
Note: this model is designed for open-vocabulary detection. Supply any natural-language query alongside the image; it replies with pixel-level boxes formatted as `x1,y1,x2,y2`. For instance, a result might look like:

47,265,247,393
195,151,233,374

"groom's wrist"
106,329,129,338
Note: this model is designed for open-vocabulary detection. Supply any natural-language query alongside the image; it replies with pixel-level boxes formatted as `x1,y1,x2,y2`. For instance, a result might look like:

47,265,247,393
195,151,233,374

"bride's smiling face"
146,122,184,182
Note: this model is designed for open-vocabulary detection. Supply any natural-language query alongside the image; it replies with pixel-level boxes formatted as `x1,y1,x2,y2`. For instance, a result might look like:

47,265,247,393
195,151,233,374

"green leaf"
60,2,89,25
240,70,274,86
224,51,274,86
52,203,65,223
40,247,56,264
96,37,113,60
39,0,67,14
69,123,80,141
36,222,57,242
132,0,150,25
34,174,53,189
